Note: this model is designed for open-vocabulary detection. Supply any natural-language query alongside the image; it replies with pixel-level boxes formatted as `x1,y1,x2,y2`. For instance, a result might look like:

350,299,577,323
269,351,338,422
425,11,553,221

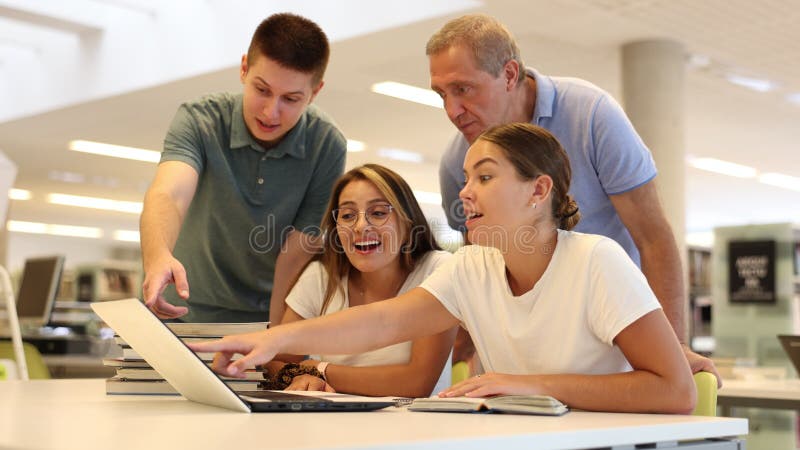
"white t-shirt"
420,230,660,375
286,250,453,394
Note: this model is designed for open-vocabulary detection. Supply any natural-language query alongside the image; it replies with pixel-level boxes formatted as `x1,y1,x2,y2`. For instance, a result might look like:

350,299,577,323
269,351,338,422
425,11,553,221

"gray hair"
426,14,525,82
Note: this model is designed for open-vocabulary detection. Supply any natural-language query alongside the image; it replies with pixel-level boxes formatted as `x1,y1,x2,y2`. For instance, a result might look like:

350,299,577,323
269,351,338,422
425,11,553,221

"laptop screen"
16,255,65,327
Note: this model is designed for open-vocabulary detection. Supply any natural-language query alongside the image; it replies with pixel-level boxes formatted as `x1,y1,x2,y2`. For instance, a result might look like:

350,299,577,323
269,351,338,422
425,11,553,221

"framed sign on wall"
728,240,776,304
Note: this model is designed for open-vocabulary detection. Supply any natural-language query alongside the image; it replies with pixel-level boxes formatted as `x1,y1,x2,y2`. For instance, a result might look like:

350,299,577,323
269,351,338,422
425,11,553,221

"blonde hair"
426,14,525,82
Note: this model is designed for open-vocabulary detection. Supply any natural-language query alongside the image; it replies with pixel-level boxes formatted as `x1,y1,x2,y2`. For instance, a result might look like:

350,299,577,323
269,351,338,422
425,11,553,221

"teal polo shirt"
160,92,346,322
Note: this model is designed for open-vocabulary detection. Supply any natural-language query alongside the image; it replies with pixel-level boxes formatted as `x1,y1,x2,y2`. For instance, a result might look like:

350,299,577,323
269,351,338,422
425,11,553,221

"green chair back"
451,360,470,386
692,371,718,416
0,341,51,379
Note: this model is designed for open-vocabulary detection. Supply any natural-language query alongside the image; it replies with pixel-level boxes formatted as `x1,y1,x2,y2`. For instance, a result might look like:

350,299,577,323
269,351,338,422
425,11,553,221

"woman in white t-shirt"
192,124,695,414
266,164,456,397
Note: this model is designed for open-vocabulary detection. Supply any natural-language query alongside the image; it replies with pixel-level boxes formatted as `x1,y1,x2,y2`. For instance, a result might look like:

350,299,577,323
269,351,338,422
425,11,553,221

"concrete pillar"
622,39,688,337
621,39,686,244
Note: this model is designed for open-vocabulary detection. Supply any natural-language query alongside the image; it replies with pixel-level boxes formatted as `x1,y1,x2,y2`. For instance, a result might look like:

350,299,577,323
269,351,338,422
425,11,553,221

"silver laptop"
778,334,800,374
91,298,394,413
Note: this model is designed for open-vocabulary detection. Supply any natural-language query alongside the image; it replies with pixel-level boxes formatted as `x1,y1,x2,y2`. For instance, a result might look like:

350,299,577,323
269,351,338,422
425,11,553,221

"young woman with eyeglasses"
193,125,694,413
261,164,457,397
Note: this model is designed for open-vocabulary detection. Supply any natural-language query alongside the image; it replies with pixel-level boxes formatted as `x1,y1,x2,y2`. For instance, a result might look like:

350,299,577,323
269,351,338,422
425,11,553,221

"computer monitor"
16,255,65,327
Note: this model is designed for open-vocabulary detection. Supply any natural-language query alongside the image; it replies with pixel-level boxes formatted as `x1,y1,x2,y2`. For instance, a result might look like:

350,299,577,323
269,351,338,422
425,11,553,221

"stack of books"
103,321,269,395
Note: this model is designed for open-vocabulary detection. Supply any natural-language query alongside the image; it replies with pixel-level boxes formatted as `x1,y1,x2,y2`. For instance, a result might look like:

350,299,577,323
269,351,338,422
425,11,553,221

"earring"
530,202,537,209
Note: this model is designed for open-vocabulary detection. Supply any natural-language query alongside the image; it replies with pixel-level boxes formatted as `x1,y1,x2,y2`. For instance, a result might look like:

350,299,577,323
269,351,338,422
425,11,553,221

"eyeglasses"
332,204,394,227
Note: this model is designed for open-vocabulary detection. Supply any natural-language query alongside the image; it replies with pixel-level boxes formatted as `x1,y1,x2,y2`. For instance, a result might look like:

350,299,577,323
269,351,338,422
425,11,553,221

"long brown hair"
478,123,581,230
299,164,441,315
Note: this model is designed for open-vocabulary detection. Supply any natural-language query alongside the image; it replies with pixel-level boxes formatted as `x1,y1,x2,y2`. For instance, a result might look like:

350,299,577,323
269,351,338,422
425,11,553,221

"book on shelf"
408,395,569,416
115,366,264,381
105,376,263,395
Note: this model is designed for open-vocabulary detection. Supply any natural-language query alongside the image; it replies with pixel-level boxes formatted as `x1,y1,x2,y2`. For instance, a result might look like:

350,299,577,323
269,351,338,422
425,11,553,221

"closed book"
114,335,213,346
409,395,568,416
164,321,269,337
105,377,263,395
102,358,152,368
120,346,225,362
115,367,263,381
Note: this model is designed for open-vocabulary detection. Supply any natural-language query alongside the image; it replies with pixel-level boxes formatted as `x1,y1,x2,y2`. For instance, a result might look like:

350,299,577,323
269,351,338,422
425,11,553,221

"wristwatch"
317,361,330,382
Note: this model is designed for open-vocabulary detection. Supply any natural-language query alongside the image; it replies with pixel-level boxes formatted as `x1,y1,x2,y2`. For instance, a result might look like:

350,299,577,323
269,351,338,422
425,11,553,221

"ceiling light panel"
47,193,143,214
371,81,443,109
69,139,160,163
49,170,86,184
758,173,800,192
113,229,140,242
7,220,102,238
686,157,757,178
8,188,31,200
346,139,366,152
724,74,776,93
377,148,424,164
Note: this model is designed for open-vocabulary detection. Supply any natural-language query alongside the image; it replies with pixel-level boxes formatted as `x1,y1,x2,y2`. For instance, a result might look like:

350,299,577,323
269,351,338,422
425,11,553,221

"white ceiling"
1,0,799,249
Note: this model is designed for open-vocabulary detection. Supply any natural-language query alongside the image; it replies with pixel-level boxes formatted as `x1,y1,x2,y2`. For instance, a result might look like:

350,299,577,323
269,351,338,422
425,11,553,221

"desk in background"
1,334,115,378
0,379,747,450
42,354,115,378
717,378,800,450
719,378,800,414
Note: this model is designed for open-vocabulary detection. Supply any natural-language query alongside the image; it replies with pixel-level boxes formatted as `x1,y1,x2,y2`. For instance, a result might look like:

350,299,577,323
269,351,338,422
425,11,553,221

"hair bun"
558,196,581,230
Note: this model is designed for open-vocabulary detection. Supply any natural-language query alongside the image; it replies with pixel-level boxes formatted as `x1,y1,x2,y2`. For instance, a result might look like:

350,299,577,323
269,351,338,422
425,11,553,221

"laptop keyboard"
239,390,331,402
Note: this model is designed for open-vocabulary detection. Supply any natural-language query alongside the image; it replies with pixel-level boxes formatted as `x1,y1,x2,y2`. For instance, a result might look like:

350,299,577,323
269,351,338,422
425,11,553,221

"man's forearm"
639,238,687,342
608,182,688,344
140,192,184,266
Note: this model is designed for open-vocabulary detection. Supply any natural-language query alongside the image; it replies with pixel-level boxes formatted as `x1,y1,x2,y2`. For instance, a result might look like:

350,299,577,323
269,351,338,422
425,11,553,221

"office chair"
0,264,29,380
0,263,52,380
0,341,50,379
692,371,718,416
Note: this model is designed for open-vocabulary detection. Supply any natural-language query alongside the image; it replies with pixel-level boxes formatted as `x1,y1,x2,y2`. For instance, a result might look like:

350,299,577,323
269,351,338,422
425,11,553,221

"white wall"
5,232,137,274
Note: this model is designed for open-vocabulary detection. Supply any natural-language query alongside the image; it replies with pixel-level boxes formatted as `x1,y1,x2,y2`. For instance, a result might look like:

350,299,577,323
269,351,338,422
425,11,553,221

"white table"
0,379,747,450
718,378,800,413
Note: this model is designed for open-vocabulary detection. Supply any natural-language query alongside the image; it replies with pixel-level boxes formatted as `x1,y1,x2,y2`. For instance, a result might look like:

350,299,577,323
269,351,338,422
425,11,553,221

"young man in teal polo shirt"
140,13,346,323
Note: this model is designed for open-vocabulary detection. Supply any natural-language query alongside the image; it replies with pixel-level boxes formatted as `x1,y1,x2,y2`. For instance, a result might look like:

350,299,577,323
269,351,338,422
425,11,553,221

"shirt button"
261,155,267,161
257,178,264,185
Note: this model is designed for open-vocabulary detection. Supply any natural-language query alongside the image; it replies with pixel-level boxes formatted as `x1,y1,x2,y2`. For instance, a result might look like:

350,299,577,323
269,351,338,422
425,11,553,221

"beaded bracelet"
259,363,322,390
